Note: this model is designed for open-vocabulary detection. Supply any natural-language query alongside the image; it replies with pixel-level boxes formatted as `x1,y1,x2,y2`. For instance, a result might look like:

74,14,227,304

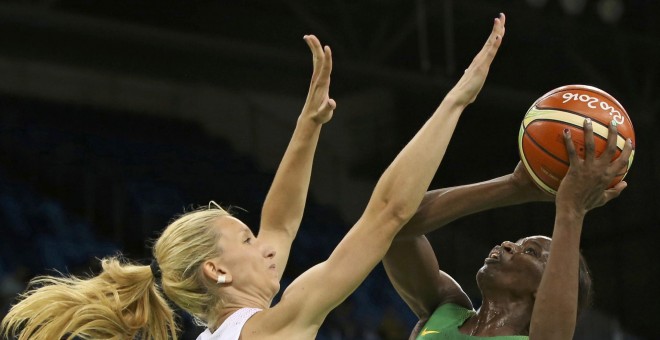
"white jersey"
196,308,262,340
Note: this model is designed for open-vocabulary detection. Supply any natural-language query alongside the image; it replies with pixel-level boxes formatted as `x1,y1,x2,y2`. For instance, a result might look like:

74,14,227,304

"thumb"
319,98,336,113
602,181,627,203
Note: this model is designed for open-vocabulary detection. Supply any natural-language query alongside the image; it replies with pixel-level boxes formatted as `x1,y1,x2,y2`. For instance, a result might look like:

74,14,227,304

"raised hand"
301,35,336,124
511,161,555,202
556,118,634,215
447,13,506,106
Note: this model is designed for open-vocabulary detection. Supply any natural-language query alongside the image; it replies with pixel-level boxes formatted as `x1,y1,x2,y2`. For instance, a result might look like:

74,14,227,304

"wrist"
509,168,555,203
506,173,530,202
505,173,542,204
441,93,470,111
297,113,324,127
555,201,586,223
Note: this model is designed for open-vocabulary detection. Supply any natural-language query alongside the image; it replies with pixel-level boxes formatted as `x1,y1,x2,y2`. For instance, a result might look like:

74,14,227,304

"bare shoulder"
239,305,318,340
435,269,473,310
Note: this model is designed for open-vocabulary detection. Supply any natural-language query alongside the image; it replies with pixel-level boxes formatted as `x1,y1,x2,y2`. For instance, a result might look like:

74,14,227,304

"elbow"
382,200,417,228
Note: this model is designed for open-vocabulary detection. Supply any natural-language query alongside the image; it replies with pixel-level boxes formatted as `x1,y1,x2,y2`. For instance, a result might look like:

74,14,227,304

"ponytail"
2,205,231,339
1,257,177,340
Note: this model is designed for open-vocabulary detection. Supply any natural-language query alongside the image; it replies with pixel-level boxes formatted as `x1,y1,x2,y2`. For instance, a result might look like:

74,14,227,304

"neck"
461,295,533,336
208,291,269,332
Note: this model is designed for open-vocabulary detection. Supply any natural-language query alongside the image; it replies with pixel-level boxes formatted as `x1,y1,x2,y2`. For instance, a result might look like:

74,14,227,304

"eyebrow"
524,240,546,250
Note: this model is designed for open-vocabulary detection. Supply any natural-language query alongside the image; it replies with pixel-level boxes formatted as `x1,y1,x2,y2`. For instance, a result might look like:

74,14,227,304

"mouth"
269,264,277,271
484,249,501,263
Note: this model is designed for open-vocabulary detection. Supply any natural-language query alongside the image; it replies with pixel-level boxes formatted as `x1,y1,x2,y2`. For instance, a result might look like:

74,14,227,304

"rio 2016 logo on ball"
518,85,636,195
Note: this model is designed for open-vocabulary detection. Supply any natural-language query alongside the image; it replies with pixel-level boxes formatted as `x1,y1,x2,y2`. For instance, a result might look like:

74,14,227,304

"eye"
524,248,538,256
244,237,252,244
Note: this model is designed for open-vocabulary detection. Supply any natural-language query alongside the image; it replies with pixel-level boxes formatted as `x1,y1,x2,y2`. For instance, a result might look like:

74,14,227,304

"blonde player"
2,14,508,340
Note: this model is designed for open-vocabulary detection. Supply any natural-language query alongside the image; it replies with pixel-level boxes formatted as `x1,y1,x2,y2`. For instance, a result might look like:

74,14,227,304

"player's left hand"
556,118,633,214
301,35,336,124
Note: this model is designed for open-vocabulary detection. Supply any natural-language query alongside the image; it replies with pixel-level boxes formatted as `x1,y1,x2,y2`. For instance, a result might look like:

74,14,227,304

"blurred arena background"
0,0,658,339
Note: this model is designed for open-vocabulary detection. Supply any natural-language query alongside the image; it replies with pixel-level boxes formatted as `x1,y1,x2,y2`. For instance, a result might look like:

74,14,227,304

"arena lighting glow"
559,0,588,15
597,0,624,23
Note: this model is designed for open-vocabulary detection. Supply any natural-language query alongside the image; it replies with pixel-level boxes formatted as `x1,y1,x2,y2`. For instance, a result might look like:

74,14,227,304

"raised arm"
529,119,633,339
257,35,336,279
383,162,551,319
398,162,551,239
269,14,508,333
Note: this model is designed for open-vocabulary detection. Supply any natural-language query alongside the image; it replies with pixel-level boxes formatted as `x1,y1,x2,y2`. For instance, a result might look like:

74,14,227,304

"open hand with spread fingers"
557,118,634,215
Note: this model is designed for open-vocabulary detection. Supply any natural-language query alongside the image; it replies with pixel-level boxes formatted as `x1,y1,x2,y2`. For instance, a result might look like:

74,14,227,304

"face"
476,235,551,298
212,216,280,300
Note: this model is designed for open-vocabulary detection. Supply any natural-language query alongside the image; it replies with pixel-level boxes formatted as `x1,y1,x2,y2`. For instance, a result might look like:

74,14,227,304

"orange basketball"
518,85,635,195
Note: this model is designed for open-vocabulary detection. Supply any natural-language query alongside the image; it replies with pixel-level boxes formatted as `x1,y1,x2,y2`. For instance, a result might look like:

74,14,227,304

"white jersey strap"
196,307,263,340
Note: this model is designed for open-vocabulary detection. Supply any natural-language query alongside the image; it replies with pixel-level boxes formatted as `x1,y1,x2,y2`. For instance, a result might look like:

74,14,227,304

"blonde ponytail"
2,204,231,339
1,257,177,340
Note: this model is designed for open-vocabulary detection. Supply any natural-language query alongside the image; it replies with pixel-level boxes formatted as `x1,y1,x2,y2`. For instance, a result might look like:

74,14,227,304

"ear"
202,260,233,284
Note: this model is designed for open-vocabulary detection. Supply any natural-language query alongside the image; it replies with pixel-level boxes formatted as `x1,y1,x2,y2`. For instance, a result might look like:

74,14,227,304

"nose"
262,243,276,259
501,241,519,254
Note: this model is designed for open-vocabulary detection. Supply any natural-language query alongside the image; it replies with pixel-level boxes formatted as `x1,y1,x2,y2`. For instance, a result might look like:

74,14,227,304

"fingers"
304,35,325,79
602,120,619,161
304,35,333,86
316,45,333,88
450,14,507,105
583,118,595,160
493,13,506,43
611,138,634,174
304,35,324,61
486,13,506,55
464,13,506,72
563,128,579,164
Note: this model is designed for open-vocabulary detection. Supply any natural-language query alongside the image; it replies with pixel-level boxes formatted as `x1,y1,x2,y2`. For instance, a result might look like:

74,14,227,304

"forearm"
261,115,322,236
367,15,506,231
529,208,584,339
260,34,334,238
367,97,466,229
398,174,536,238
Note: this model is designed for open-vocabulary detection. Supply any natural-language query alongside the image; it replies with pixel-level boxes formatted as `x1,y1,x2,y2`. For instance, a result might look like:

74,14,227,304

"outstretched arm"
258,35,336,280
529,119,633,339
270,14,508,333
383,162,551,318
398,162,551,239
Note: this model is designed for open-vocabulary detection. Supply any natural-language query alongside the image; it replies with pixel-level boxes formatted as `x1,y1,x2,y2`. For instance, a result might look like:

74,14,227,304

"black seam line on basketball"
532,107,626,143
523,129,570,167
527,118,617,150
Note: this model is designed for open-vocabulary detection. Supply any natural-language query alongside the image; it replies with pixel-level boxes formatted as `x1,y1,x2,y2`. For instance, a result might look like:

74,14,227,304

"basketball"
518,85,636,195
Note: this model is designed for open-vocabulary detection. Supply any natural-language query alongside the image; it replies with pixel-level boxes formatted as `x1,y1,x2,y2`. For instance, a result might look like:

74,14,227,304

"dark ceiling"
1,0,658,105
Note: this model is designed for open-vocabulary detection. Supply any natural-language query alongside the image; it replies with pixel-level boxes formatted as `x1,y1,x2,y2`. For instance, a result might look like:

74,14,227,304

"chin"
270,281,281,296
475,266,504,291
476,264,494,280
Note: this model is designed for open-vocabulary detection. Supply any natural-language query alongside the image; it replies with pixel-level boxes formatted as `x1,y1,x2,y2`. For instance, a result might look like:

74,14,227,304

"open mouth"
485,250,500,263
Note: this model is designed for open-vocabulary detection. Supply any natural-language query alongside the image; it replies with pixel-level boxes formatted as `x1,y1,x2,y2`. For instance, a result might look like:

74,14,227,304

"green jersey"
415,303,529,339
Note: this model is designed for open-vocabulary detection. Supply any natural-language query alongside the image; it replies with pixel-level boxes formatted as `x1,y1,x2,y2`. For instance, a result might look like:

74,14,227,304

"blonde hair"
1,205,231,339
154,206,230,326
